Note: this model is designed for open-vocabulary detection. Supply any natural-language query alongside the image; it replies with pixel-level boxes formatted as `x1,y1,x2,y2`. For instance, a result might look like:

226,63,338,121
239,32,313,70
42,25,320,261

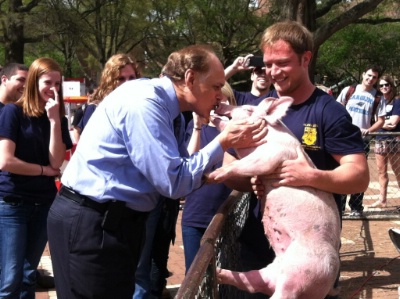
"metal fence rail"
175,191,250,299
345,132,400,219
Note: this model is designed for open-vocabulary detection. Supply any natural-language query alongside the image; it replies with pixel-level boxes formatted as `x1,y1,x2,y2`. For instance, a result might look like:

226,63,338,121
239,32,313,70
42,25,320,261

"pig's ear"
260,96,294,124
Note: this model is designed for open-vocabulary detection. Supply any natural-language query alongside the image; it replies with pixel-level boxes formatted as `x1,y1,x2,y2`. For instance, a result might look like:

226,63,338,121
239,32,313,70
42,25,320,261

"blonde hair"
89,53,139,104
222,82,237,106
16,57,65,118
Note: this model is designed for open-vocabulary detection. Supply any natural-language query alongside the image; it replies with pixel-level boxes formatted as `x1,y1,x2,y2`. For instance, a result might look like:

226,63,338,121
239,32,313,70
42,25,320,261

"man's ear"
1,75,7,85
302,51,312,66
184,69,195,90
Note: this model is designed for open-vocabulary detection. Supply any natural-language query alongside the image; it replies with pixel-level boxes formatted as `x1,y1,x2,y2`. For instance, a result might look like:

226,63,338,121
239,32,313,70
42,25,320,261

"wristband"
194,127,202,131
40,165,43,176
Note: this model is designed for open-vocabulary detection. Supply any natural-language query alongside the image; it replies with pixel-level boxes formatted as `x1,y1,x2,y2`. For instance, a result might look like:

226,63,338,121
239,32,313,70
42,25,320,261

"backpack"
343,83,382,126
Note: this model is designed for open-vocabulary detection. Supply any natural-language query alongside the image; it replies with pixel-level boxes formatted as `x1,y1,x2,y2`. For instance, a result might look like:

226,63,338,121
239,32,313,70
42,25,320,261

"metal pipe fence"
344,132,400,219
175,191,250,299
176,132,400,298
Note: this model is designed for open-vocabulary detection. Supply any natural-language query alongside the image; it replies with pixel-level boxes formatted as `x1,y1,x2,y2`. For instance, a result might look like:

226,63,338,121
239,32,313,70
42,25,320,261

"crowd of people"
0,19,398,299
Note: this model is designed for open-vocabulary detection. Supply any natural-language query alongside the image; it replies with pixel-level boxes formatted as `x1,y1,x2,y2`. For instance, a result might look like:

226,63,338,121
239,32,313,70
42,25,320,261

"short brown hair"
260,20,314,55
161,45,216,81
0,63,28,81
364,66,381,78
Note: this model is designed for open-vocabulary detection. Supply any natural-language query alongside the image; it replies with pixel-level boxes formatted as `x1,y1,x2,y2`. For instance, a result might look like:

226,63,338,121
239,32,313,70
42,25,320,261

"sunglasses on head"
380,83,390,88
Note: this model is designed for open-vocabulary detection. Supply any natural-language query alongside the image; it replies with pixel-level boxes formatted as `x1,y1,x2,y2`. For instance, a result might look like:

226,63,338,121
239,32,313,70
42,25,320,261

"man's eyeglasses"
379,83,390,88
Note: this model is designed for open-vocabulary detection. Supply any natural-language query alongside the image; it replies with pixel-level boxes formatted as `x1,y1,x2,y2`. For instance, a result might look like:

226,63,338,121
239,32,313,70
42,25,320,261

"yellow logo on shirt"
302,126,317,146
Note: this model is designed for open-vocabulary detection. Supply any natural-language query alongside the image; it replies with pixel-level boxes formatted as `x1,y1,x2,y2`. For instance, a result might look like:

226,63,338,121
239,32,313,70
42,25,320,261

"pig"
209,96,341,299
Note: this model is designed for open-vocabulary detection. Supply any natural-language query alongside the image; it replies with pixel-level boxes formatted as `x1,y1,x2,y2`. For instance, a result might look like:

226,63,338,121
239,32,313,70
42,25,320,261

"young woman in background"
0,57,72,297
75,53,140,140
373,75,400,208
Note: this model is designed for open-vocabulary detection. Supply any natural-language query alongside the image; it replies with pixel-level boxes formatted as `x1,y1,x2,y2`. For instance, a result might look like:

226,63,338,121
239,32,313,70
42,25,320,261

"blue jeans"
181,225,206,273
0,197,50,299
133,199,164,299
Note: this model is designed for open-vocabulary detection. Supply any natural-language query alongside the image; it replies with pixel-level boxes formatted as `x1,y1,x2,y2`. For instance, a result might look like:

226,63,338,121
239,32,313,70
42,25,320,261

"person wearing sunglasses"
336,66,386,218
372,75,400,208
224,54,272,106
223,56,276,299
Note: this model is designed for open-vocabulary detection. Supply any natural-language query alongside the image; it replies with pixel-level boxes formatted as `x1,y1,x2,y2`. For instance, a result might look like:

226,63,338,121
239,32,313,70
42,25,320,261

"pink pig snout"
211,103,261,131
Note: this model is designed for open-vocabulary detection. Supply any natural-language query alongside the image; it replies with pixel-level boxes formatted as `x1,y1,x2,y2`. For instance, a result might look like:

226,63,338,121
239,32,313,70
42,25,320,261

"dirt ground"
339,218,400,299
36,212,400,299
168,209,400,299
339,153,400,298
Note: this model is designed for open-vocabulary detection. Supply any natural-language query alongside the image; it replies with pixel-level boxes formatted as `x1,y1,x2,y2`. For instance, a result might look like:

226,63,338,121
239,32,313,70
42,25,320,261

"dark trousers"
341,140,370,212
47,194,148,299
150,198,180,296
236,193,275,299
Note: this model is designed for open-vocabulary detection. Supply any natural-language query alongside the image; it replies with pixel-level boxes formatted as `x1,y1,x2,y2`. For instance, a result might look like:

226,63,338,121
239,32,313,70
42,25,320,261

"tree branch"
315,0,342,19
314,0,386,48
16,0,41,13
355,17,400,24
24,34,51,44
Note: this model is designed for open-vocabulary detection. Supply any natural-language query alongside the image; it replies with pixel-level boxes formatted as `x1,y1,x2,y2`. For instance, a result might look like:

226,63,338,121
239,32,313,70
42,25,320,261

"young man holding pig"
215,20,368,298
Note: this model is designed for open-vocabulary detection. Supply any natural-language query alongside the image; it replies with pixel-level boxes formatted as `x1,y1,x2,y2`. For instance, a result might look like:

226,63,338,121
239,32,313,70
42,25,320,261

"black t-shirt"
71,104,86,127
234,90,266,106
0,104,73,203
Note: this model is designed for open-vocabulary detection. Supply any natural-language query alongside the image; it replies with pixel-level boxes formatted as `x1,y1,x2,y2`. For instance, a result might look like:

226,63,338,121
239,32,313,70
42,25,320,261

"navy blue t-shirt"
276,89,364,169
376,97,400,140
0,104,73,203
77,103,97,132
234,90,266,106
181,121,233,228
268,88,365,212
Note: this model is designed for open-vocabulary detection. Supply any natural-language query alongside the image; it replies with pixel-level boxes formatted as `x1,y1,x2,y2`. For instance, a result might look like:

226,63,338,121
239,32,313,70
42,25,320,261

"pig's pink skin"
212,97,341,299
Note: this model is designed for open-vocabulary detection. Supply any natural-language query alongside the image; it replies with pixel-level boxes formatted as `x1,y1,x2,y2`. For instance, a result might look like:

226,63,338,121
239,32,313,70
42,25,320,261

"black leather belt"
59,186,109,213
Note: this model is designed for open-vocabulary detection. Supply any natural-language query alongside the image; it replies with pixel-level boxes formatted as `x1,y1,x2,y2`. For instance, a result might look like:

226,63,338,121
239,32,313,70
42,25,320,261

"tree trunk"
269,0,318,81
5,15,25,63
269,0,386,82
4,0,26,64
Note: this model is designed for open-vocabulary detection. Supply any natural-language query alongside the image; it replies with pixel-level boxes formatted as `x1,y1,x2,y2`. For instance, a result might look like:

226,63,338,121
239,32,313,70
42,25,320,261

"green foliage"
317,22,400,86
1,0,399,87
140,0,271,78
